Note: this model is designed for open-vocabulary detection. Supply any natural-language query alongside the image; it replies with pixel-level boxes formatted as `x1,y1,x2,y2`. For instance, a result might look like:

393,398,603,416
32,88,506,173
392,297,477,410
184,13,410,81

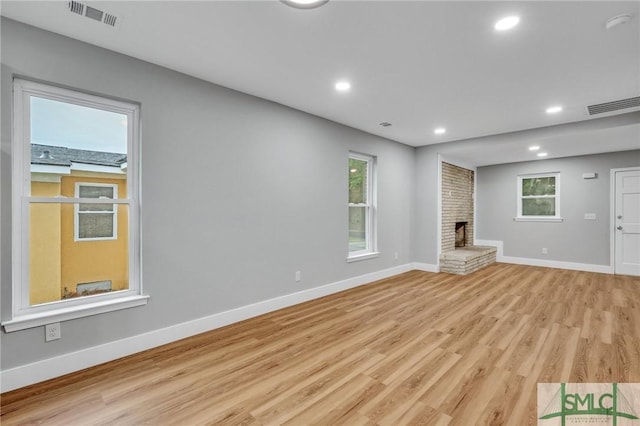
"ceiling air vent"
587,96,640,115
67,1,122,28
69,1,84,15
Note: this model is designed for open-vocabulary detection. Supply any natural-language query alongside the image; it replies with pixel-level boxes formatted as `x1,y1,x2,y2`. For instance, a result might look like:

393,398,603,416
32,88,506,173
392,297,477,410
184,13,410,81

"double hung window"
348,152,378,260
4,79,147,332
516,173,561,221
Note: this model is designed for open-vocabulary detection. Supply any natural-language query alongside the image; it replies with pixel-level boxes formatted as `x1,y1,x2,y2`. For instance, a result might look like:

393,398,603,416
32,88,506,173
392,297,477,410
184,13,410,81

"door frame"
610,166,640,274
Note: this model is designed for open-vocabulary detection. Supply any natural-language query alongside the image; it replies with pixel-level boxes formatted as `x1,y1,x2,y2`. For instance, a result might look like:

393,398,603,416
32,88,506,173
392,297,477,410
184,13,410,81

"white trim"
346,251,380,263
475,239,613,274
29,163,125,175
437,155,443,265
0,264,412,393
499,256,612,274
2,295,149,332
475,239,505,257
71,163,126,174
411,262,440,273
29,197,131,204
30,164,71,175
610,167,640,275
513,217,564,222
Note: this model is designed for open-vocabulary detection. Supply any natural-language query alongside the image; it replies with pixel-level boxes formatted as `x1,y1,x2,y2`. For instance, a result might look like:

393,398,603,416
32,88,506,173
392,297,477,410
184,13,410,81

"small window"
348,152,378,260
516,173,562,221
75,183,118,240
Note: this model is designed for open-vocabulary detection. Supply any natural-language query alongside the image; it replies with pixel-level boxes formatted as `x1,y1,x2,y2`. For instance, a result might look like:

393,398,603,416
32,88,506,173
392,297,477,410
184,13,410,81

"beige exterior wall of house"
29,172,128,305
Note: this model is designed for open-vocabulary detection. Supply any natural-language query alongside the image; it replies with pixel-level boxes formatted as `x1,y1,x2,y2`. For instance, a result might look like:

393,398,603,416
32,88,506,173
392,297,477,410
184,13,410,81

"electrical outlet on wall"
45,323,61,342
542,248,548,255
295,271,301,282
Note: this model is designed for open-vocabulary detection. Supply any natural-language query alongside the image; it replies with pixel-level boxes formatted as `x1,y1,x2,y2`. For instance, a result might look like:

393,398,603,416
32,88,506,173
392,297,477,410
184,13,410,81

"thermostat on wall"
582,172,598,179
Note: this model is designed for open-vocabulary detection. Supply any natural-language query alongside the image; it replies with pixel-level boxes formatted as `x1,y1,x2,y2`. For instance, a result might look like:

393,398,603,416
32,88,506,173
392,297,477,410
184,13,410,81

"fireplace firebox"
455,222,467,248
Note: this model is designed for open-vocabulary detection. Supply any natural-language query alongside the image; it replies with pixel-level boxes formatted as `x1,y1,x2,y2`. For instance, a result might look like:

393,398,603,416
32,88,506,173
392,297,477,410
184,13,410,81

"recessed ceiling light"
529,146,540,151
546,105,563,114
495,16,520,31
281,0,329,9
379,122,392,127
335,81,351,92
434,127,446,135
537,152,548,157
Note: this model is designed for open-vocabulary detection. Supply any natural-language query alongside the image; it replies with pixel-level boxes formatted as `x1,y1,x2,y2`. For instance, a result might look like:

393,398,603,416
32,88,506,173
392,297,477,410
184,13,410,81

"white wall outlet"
584,213,596,220
394,251,399,260
45,323,61,342
541,248,548,254
295,271,301,282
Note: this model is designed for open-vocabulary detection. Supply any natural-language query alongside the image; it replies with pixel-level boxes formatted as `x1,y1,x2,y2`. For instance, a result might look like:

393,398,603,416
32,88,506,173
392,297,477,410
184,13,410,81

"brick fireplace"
440,162,495,275
441,162,474,253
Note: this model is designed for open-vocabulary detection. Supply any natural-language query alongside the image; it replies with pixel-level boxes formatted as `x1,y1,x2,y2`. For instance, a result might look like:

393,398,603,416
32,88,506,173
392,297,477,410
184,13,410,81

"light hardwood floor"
2,263,639,425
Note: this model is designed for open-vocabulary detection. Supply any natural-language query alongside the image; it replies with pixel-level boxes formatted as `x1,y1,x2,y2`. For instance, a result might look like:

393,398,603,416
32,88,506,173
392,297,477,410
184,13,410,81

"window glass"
348,206,367,252
522,198,556,216
349,158,368,204
522,176,556,196
29,202,130,305
518,173,560,219
348,153,376,258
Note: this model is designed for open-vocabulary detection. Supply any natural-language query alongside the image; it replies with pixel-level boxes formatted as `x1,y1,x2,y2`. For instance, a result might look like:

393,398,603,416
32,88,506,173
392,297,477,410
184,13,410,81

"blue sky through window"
31,96,127,154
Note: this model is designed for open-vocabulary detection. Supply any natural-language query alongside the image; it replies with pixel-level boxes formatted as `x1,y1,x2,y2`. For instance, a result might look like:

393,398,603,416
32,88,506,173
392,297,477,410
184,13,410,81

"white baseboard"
411,262,440,273
0,264,413,393
475,239,613,274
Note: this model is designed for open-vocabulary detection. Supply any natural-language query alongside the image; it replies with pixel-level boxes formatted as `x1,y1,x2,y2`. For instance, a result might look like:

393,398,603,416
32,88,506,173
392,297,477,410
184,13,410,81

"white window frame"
515,172,563,222
74,182,119,241
3,78,148,333
347,152,379,262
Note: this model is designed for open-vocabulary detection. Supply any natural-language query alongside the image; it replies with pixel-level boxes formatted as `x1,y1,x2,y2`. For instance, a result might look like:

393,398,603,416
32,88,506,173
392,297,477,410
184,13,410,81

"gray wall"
0,18,415,370
413,145,440,264
476,151,640,265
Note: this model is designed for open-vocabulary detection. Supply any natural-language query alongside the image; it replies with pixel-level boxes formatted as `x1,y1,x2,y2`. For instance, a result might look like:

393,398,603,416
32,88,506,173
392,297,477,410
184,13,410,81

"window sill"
513,217,564,223
346,252,380,263
2,295,150,332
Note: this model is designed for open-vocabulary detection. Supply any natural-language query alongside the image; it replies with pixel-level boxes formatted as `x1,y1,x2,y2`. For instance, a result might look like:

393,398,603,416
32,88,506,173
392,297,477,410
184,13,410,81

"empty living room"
1,1,639,425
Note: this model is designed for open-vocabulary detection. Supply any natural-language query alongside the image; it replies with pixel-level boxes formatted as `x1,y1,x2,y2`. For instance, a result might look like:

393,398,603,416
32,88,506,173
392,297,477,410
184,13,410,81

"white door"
615,169,640,276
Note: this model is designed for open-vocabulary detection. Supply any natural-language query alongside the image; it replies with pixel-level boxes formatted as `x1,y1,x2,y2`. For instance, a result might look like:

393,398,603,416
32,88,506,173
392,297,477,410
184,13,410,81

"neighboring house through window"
75,183,118,241
348,152,378,261
516,172,562,221
3,78,148,332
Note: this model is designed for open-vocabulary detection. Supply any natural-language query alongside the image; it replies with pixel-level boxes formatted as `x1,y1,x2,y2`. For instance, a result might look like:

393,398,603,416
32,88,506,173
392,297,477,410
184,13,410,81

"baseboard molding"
0,263,413,393
411,262,440,273
475,239,613,274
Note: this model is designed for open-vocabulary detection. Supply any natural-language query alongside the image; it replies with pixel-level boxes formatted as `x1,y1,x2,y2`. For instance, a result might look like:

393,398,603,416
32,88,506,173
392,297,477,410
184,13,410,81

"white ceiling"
2,1,639,166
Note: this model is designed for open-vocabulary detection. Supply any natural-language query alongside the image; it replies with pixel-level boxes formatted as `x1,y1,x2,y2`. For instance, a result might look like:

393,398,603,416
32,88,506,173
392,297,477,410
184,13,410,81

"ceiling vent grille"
69,0,84,15
67,1,121,28
587,96,640,115
103,13,118,27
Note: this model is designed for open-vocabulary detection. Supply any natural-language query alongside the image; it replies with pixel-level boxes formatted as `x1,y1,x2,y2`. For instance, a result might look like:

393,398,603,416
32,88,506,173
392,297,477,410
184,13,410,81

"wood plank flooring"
1,263,639,425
